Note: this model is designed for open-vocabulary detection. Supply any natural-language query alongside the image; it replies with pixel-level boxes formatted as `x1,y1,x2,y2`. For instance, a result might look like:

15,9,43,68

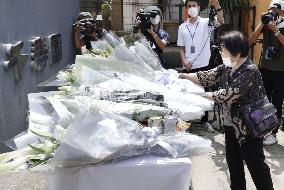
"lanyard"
186,21,199,42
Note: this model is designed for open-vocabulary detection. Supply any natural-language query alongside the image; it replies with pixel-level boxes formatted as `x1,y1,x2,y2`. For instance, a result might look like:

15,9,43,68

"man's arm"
249,22,264,45
73,24,85,49
179,46,192,71
147,26,167,50
267,21,284,46
275,32,284,46
210,0,224,24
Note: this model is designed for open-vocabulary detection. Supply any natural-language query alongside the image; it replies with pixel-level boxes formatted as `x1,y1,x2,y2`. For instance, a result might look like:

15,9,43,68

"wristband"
153,33,158,38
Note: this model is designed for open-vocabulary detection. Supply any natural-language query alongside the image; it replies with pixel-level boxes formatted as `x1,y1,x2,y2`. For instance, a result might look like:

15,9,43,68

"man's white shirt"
177,17,213,69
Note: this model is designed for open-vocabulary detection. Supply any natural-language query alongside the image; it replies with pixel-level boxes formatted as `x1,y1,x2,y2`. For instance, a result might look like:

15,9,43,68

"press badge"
190,46,195,53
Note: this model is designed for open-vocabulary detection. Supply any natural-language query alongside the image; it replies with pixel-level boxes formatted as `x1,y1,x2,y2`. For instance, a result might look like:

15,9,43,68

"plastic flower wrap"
74,55,155,85
121,33,145,47
102,30,122,48
37,65,78,87
90,40,113,58
118,75,213,120
121,33,162,71
0,92,213,172
56,66,76,85
0,30,216,172
51,110,146,168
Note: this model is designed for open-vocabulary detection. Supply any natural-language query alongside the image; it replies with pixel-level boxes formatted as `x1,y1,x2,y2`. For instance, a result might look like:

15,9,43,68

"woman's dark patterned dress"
196,59,267,142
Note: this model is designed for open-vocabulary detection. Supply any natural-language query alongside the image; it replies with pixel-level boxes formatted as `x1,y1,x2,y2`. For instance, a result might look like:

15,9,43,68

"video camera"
261,10,278,25
135,8,159,31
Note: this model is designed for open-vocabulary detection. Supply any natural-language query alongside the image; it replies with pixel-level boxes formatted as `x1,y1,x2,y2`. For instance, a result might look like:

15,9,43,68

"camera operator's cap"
146,6,162,15
270,0,284,12
77,12,94,21
96,15,103,21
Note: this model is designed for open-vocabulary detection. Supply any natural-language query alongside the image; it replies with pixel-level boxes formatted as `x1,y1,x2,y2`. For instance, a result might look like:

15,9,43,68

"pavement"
189,121,284,190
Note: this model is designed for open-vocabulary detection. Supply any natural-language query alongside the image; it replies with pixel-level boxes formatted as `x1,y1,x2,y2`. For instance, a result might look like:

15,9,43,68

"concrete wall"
0,0,80,152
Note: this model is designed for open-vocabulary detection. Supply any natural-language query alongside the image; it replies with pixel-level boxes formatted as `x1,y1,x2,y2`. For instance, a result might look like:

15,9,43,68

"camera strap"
186,21,200,44
186,21,200,54
191,29,212,64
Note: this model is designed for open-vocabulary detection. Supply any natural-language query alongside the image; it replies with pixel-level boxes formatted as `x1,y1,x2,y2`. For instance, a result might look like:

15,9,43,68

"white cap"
270,0,284,11
96,15,103,20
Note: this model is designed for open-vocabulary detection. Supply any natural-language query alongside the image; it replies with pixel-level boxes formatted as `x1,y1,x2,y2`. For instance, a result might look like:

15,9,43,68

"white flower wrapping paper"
1,32,214,172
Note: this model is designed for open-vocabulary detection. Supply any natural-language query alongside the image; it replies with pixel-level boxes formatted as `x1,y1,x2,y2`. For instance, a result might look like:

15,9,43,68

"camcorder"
261,10,278,25
135,9,159,31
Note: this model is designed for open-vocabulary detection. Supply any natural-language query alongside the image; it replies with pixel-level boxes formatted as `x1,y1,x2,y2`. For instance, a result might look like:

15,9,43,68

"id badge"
190,46,195,53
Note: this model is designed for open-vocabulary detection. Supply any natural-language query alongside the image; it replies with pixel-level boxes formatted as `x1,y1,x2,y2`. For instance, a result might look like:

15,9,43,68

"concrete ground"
190,121,284,190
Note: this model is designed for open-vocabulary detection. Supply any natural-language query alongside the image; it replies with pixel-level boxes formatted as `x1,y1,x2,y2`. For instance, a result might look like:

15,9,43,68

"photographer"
134,6,169,67
250,0,284,145
177,0,224,131
73,12,105,55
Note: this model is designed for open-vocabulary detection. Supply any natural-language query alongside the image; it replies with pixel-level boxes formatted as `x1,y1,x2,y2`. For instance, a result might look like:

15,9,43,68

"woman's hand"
179,73,187,79
178,73,201,85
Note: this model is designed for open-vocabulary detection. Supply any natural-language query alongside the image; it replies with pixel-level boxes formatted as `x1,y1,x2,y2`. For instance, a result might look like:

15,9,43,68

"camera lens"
261,11,278,25
261,15,271,25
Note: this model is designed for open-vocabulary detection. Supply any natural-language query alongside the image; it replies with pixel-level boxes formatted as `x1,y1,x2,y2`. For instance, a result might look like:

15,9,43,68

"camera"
73,19,96,36
135,9,158,31
261,10,278,25
79,19,96,36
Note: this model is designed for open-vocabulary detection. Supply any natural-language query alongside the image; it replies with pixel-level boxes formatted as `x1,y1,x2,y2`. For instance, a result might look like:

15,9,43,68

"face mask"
188,7,199,18
150,15,160,25
222,56,233,67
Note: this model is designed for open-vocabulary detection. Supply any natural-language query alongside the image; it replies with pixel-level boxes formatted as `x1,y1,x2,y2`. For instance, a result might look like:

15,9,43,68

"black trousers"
260,67,284,134
224,126,274,190
183,66,210,122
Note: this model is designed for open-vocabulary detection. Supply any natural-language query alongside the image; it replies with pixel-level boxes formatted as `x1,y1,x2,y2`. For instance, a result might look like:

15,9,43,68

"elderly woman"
180,31,274,190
